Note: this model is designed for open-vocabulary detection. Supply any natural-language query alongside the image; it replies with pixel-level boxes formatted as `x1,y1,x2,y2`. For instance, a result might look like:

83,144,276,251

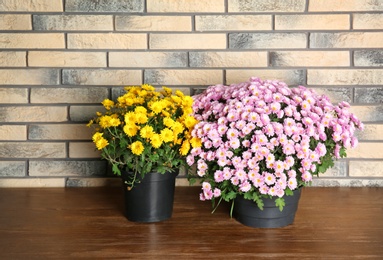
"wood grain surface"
0,187,382,259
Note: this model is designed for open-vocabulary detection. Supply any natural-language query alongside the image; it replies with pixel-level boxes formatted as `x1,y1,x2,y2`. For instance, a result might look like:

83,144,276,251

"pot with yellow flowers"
88,84,198,222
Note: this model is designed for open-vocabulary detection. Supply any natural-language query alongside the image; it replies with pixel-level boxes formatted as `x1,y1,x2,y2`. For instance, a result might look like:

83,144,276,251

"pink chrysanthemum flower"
214,171,224,183
264,172,276,185
226,128,239,140
240,181,252,192
288,177,298,190
213,188,221,198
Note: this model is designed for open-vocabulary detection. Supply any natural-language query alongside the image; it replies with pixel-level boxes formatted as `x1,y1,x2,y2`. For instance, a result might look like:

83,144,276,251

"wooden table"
0,187,382,259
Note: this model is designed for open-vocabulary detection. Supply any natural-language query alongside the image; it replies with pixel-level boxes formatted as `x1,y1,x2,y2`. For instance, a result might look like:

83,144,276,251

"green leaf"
275,198,285,212
144,161,152,174
112,164,121,176
188,177,196,186
224,191,237,202
285,188,293,196
119,138,128,148
318,164,328,173
340,147,347,158
254,196,264,210
243,192,253,200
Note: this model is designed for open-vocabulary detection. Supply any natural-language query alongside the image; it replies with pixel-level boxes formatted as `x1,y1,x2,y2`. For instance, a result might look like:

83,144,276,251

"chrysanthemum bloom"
184,116,198,129
101,99,114,110
150,133,162,148
99,115,116,128
95,137,109,150
160,128,174,143
135,113,148,124
123,124,138,137
150,101,163,114
92,132,103,142
140,125,154,139
124,112,136,124
163,117,175,128
134,106,147,114
107,117,121,127
264,172,276,185
190,137,202,148
187,77,363,212
88,84,198,189
171,121,184,135
130,141,144,155
179,140,191,156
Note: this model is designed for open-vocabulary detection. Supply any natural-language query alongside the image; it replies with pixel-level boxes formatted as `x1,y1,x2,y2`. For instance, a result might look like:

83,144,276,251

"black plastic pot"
233,189,301,228
121,171,178,223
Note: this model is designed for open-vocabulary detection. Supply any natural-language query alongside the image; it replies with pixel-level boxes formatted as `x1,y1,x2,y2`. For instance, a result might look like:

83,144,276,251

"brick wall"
0,0,382,187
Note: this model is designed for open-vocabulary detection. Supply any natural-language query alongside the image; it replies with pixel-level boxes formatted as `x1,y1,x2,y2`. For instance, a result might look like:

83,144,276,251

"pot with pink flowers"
187,77,364,228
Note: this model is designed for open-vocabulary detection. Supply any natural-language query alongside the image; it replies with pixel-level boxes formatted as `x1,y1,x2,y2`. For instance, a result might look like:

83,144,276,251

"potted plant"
88,84,199,222
187,77,364,228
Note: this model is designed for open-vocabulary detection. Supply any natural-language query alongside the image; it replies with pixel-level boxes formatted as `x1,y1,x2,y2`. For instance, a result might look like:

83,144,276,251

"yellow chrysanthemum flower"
163,117,175,128
86,119,94,127
162,86,172,96
185,108,194,116
95,137,109,150
150,133,162,148
124,97,134,106
135,113,148,124
109,117,121,127
171,95,182,104
123,124,138,137
175,90,184,97
117,96,125,106
135,106,147,114
138,89,148,97
126,86,140,95
184,116,198,129
92,132,103,142
141,84,155,91
162,110,170,117
160,128,174,143
140,125,154,139
182,96,193,107
134,97,145,104
130,141,144,155
190,137,202,148
101,99,114,110
171,121,184,134
179,140,190,156
125,112,136,124
150,101,163,114
174,138,183,144
99,115,113,128
162,99,172,108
